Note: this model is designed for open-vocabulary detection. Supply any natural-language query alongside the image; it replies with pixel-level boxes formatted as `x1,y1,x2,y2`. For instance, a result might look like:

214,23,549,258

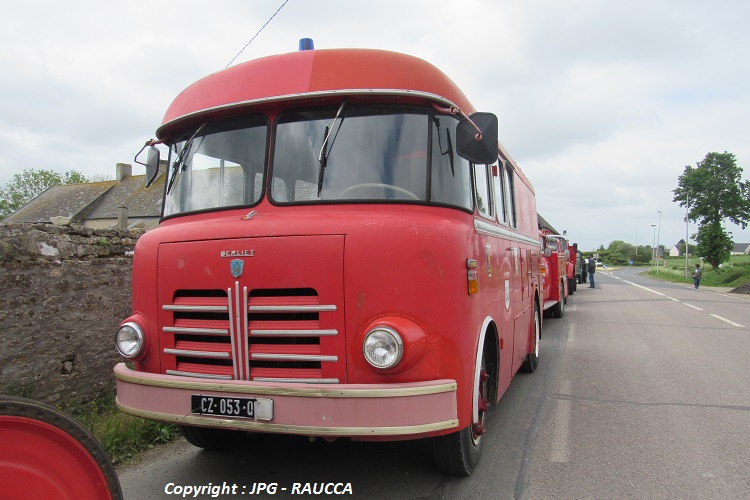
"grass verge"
62,391,179,466
644,257,750,288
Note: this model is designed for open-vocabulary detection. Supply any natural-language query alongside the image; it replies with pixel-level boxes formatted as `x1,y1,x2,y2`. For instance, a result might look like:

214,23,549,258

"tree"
673,152,750,268
0,169,90,220
694,220,732,268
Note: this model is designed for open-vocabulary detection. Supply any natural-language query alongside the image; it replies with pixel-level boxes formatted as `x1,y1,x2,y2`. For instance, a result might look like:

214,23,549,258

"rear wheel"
521,301,541,373
431,344,488,476
551,282,565,318
179,425,243,450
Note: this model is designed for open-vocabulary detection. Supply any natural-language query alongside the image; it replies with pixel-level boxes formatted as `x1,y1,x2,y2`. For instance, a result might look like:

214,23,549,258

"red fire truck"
114,41,542,476
540,231,569,317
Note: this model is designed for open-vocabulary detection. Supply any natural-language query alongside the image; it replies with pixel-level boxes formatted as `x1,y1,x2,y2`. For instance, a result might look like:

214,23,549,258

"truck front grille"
162,282,340,383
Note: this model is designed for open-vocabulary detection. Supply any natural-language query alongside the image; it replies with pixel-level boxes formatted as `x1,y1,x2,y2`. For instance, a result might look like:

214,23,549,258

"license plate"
191,395,273,420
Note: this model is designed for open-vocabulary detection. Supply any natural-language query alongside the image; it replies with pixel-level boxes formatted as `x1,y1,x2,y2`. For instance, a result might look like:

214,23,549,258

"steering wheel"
338,183,419,200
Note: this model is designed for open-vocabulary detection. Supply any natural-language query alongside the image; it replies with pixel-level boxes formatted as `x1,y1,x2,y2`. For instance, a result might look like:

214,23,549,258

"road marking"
683,303,703,311
567,323,576,343
667,296,679,302
551,379,572,463
710,314,745,328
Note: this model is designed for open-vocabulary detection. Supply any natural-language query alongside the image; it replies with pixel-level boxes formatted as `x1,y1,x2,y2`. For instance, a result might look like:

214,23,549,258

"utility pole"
685,193,689,278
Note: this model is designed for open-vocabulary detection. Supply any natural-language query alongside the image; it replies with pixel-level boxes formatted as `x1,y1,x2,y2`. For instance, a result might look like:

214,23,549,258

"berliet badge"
230,259,244,278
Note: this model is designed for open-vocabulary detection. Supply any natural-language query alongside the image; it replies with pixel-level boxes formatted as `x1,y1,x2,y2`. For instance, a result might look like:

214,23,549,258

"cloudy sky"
2,0,749,251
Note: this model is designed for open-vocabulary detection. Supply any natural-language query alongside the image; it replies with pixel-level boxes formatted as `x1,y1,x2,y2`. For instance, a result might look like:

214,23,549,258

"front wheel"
431,345,488,476
521,301,541,373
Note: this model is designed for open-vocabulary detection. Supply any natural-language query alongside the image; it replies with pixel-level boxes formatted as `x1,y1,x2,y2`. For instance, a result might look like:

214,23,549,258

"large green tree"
673,152,750,268
0,169,89,220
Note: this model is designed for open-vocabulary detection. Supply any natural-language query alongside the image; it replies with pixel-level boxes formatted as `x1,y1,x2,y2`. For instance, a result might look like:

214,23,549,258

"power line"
225,0,290,69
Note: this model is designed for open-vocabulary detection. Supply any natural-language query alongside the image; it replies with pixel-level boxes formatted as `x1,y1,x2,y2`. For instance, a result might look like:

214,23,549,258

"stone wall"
0,223,143,404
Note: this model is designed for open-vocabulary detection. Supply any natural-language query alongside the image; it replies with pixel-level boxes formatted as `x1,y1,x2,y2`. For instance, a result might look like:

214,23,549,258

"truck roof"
157,48,475,138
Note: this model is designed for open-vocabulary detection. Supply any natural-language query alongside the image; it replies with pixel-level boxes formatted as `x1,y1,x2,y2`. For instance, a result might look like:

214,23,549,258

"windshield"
272,105,472,209
162,105,473,217
164,116,268,217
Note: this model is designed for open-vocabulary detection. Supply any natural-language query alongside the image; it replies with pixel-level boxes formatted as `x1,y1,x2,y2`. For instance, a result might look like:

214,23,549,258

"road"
117,269,750,499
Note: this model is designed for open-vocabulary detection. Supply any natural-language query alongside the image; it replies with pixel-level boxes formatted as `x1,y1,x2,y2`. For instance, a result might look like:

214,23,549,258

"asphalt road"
117,269,750,499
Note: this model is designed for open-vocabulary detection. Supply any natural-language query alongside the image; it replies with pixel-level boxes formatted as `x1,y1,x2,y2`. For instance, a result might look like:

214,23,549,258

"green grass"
644,255,750,288
62,391,179,466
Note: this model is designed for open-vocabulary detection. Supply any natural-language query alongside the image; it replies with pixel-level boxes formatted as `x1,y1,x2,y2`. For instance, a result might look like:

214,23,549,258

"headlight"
363,327,403,369
116,322,145,359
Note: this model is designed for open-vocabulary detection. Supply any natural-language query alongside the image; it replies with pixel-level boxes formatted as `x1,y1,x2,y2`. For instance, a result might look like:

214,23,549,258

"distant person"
588,257,596,288
691,264,702,289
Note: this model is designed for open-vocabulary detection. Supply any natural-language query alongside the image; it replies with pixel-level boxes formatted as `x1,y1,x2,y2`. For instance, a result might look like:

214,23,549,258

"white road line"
710,314,745,328
667,296,679,302
683,303,703,311
551,380,572,463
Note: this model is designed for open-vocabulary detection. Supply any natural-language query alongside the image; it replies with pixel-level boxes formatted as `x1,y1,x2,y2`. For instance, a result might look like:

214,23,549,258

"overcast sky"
2,0,749,251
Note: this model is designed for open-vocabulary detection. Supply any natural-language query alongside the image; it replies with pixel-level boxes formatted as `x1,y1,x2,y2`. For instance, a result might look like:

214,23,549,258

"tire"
179,425,243,450
0,395,122,500
521,301,541,373
551,282,565,318
431,343,488,476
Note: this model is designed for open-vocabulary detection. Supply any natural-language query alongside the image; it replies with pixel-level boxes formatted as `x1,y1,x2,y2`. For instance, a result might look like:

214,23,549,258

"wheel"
338,183,419,200
551,282,565,318
0,395,122,500
521,301,541,373
431,343,488,476
178,425,243,450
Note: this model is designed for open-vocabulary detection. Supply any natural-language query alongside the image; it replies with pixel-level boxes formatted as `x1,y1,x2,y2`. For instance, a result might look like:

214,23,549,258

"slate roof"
2,170,165,227
2,181,118,224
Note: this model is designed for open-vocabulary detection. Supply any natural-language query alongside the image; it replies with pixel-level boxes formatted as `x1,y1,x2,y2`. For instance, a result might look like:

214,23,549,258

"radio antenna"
225,0,290,69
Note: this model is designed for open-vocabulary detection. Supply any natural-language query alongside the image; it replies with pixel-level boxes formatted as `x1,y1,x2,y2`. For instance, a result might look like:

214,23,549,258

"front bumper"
114,363,458,438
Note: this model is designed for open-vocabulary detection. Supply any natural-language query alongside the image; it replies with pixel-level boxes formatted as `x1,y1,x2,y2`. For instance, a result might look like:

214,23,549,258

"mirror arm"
431,103,483,141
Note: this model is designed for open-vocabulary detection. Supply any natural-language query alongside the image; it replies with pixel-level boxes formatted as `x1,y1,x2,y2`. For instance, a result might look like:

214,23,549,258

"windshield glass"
272,105,472,209
163,116,268,217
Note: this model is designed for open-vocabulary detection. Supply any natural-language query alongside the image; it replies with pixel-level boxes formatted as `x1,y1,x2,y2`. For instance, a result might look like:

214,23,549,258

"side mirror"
456,112,498,164
565,250,571,259
544,247,552,258
134,143,161,188
144,147,161,188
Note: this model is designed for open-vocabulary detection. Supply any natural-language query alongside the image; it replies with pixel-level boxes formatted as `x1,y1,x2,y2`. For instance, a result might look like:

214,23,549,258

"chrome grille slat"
250,353,338,362
250,329,338,336
163,348,230,359
163,327,229,336
166,369,233,380
249,305,337,312
163,286,340,382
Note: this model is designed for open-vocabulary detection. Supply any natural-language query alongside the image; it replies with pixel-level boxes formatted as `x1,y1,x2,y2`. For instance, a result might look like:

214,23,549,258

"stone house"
2,163,164,230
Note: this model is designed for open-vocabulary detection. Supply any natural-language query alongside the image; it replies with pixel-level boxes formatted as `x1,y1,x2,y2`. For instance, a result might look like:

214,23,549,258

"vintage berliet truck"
114,40,543,476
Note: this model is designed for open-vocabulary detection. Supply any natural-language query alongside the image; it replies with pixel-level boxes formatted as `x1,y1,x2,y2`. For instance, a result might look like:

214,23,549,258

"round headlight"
116,322,145,359
363,327,403,369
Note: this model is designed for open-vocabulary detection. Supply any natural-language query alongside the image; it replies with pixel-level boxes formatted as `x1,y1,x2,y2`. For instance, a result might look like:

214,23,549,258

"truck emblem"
230,259,244,278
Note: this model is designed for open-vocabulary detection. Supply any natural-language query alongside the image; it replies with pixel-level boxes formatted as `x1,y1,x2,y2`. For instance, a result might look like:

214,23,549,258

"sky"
2,0,750,251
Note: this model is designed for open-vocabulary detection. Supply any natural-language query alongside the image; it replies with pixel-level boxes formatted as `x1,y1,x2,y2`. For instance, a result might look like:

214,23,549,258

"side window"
473,164,493,219
493,160,508,224
504,165,517,228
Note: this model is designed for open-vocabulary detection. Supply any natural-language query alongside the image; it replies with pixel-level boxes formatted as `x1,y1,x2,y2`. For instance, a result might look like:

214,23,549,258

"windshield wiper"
167,123,207,195
317,101,347,197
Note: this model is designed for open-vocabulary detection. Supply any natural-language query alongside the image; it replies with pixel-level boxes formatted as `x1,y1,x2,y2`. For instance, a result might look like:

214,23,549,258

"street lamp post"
656,211,662,275
685,193,690,279
651,224,656,268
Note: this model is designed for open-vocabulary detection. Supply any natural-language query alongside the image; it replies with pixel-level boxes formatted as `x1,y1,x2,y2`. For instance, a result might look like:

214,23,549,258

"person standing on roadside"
588,257,596,288
691,263,702,289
